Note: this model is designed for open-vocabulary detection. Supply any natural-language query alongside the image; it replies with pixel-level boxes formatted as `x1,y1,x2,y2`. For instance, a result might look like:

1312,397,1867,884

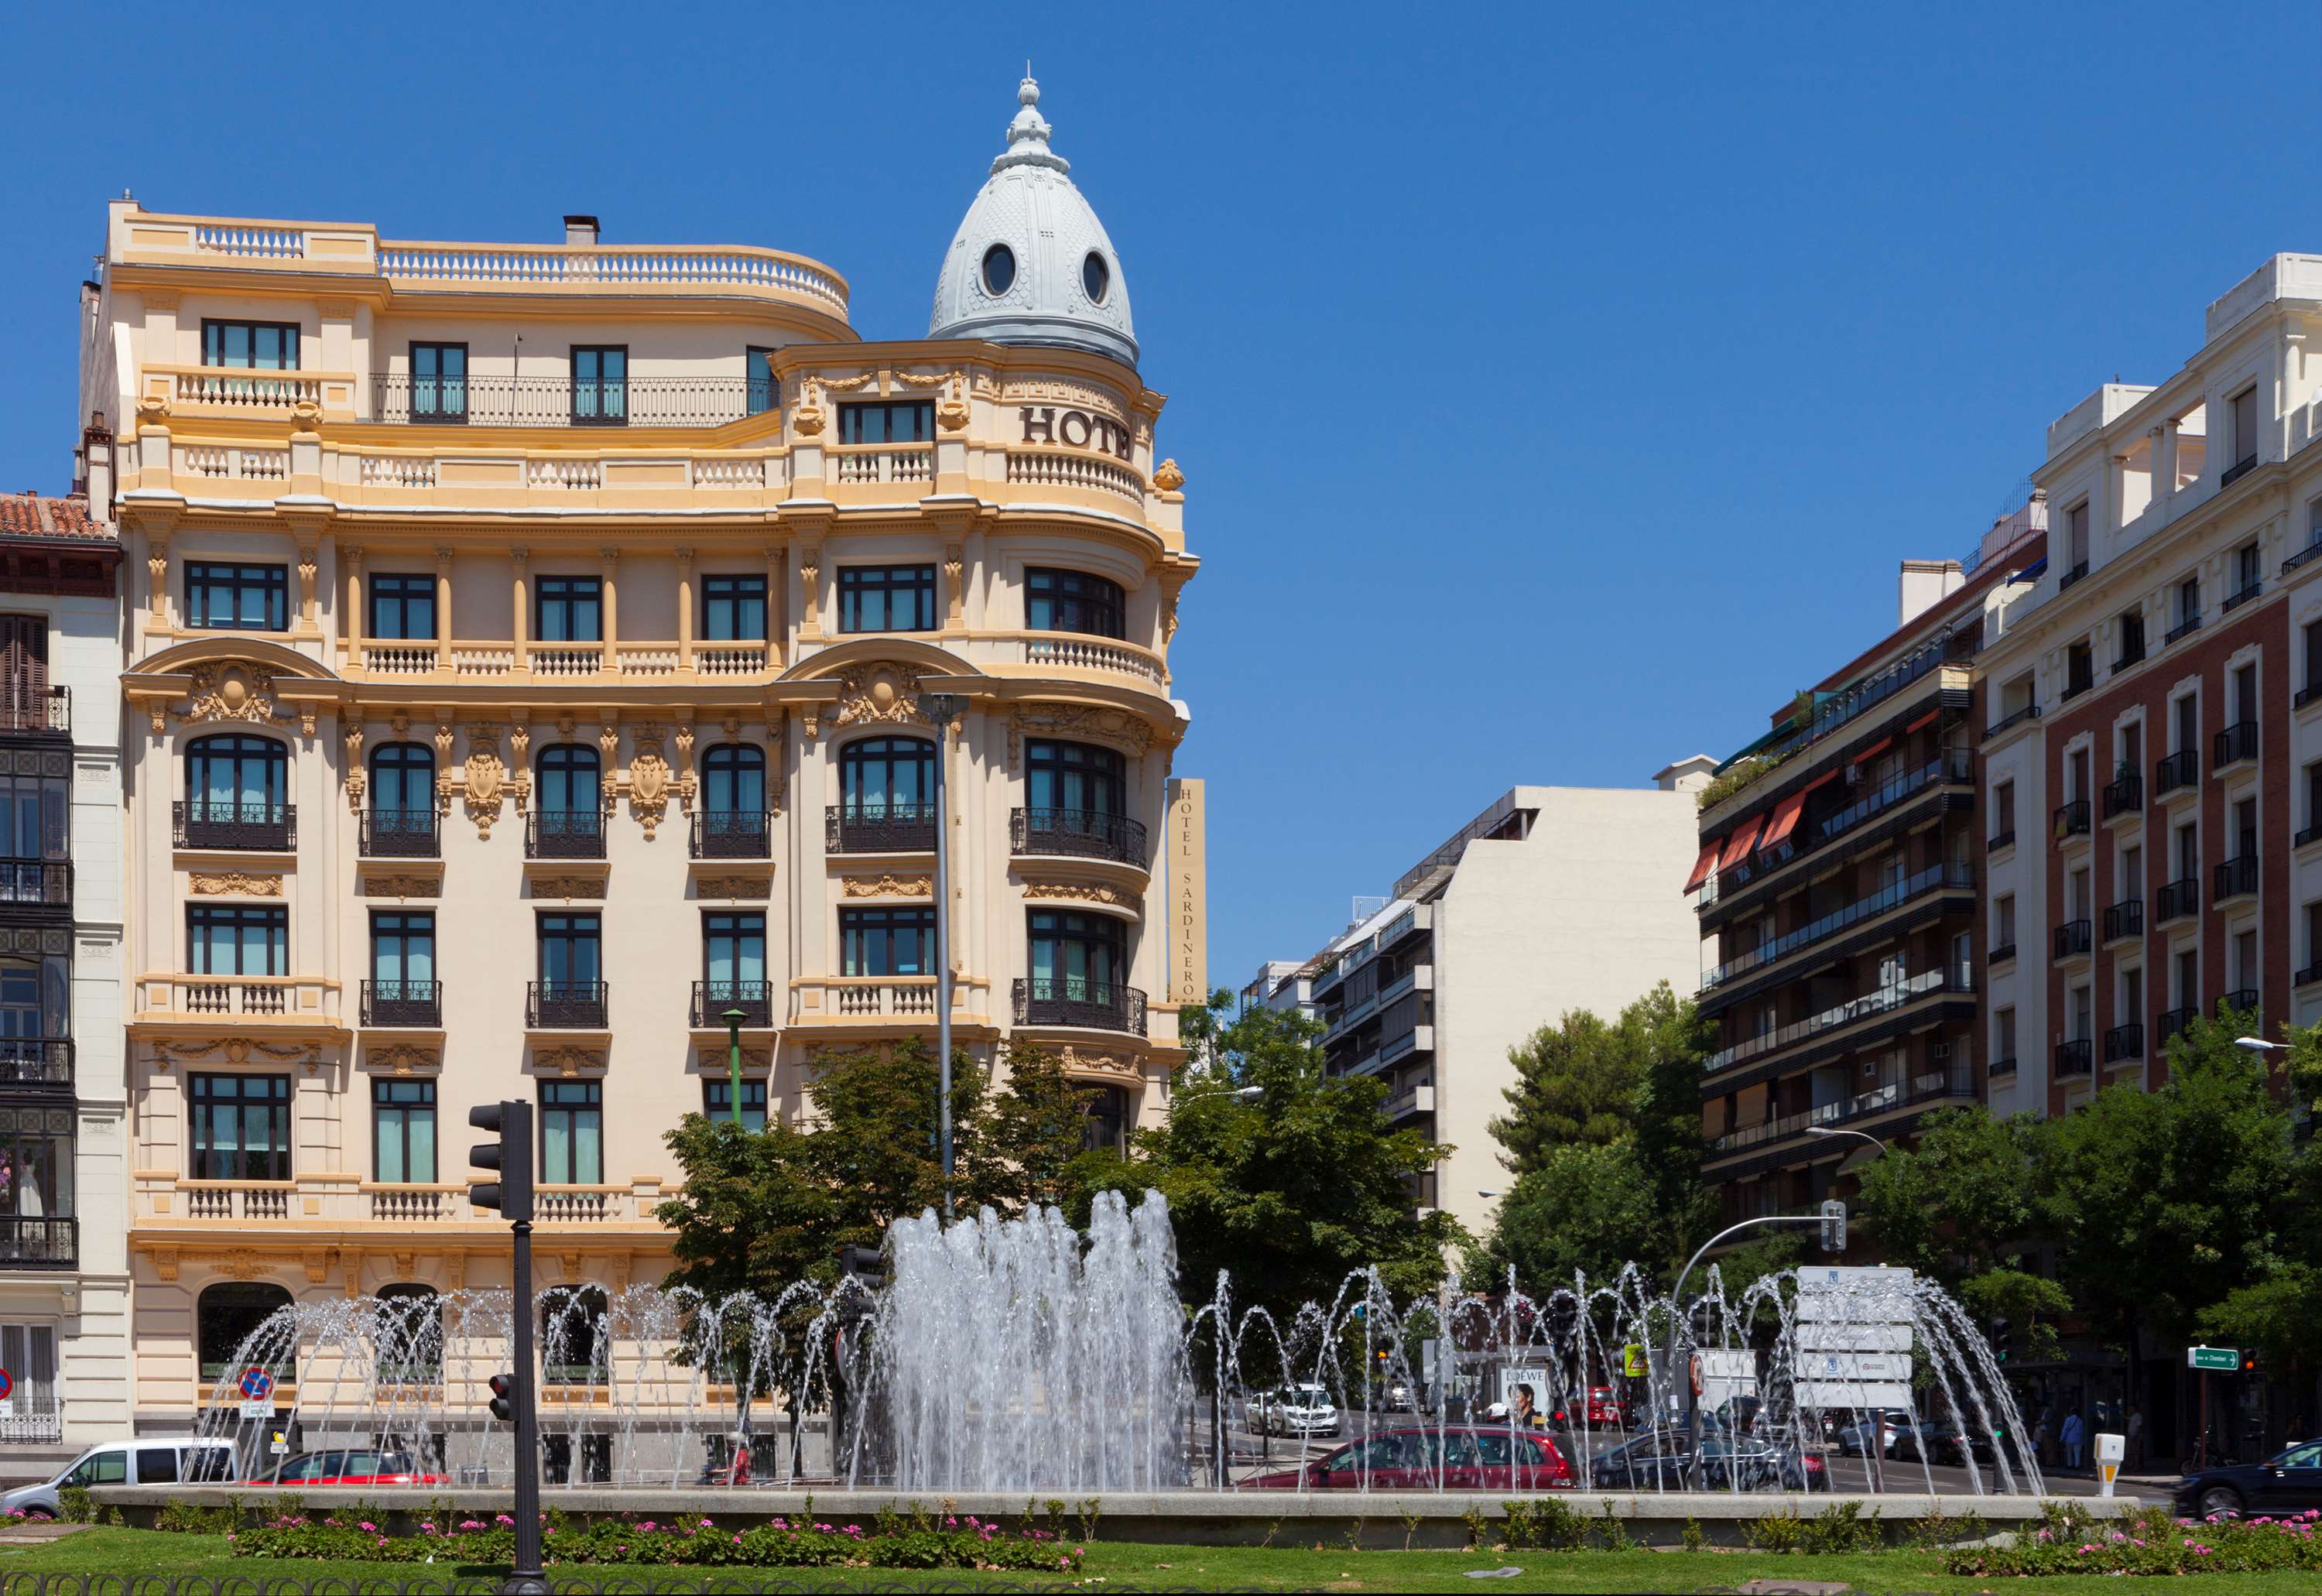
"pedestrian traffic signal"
2241,1351,2258,1374
468,1101,533,1222
1990,1317,2014,1361
1819,1198,1847,1253
839,1245,885,1285
488,1372,515,1424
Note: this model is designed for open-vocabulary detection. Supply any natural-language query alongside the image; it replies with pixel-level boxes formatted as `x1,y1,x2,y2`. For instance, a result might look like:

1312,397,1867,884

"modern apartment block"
78,79,1204,1430
1293,773,1707,1241
1981,253,2322,1118
1689,509,2045,1224
0,489,128,1461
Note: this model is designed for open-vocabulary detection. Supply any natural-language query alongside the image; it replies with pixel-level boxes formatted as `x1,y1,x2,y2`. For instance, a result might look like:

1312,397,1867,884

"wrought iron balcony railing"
2101,899,2144,942
0,688,68,735
174,801,295,851
2156,877,2200,921
2155,748,2200,796
1012,977,1148,1036
2053,800,2091,841
691,810,772,859
2053,920,2093,960
0,1038,71,1088
0,860,70,907
2214,720,2259,769
0,1216,75,1269
360,808,440,858
2103,1022,2146,1064
692,979,772,1027
2054,1039,2094,1077
2157,1005,2197,1046
825,803,937,854
2213,855,2259,902
2101,775,2142,820
527,810,605,859
361,978,443,1027
1009,807,1150,867
527,980,608,1029
2223,987,2260,1015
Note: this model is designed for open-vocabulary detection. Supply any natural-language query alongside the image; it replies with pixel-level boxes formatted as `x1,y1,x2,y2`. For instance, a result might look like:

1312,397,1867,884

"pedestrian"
2033,1406,2052,1466
2061,1409,2086,1470
2126,1404,2145,1473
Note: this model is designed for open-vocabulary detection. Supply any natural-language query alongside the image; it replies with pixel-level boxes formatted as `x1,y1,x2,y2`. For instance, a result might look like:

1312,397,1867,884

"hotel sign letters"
1019,406,1134,461
1166,778,1208,1005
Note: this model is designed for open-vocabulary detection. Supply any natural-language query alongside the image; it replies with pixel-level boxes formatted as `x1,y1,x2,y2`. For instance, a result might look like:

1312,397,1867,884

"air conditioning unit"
1930,1043,1951,1060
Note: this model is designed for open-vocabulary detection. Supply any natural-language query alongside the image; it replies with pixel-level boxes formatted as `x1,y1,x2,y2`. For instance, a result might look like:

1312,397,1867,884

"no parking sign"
0,1368,12,1402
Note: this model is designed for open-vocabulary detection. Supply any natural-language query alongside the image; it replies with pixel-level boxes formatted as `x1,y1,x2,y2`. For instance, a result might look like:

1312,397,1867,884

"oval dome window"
981,243,1016,296
1081,252,1110,305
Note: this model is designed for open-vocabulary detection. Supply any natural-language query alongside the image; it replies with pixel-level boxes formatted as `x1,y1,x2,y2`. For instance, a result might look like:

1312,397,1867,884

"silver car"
0,1438,237,1518
1259,1384,1341,1437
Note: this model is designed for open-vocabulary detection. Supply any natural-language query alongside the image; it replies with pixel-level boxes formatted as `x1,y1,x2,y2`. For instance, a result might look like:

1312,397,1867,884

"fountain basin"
91,1485,2144,1549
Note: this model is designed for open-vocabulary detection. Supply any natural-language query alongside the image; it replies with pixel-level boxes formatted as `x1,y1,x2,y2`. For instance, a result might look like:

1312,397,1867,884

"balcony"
2155,748,2200,796
2284,540,2322,577
2164,614,2203,647
2113,632,2146,673
692,979,772,1028
2062,668,2094,701
2222,580,2263,615
369,374,760,428
2059,560,2091,591
2214,720,2259,769
2101,899,2144,943
826,803,936,855
0,860,70,908
1990,942,2016,964
2298,680,2322,712
2301,821,2322,850
2102,1022,2146,1064
1009,807,1149,868
1700,861,1977,993
1703,964,1974,1074
2220,454,2259,489
0,1038,71,1089
2156,877,2200,921
1017,634,1169,687
174,801,295,852
2053,920,2093,961
1012,977,1148,1036
139,974,337,1025
690,810,772,859
1985,703,2042,741
360,808,439,859
0,688,68,735
2101,776,2142,821
1382,1080,1435,1124
2055,1039,2094,1077
2158,1005,2197,1046
1708,1067,1977,1156
527,810,605,859
2298,963,2322,988
0,1216,76,1269
2213,855,2259,902
360,979,442,1027
527,981,608,1029
1989,1056,2019,1079
2052,800,2091,842
2223,986,2260,1015
1706,752,1973,911
182,1186,291,1221
1988,829,2017,854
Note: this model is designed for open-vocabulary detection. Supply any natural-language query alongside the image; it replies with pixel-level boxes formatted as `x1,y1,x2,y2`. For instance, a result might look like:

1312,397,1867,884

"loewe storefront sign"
1019,406,1133,461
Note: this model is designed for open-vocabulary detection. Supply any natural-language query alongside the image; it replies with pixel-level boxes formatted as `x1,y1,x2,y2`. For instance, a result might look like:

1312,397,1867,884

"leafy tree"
1851,1105,2043,1287
984,1043,1109,1215
802,1036,1002,1245
1628,982,1719,1260
1489,1009,1646,1170
656,1117,838,1303
2203,1265,2322,1383
1465,1142,1656,1290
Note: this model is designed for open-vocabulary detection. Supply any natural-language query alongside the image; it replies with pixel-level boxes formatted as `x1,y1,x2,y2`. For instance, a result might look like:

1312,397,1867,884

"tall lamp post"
1170,1079,1259,1485
920,692,966,1217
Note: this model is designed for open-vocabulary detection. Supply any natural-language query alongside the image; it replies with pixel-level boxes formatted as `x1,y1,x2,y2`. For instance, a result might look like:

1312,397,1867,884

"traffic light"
468,1101,533,1222
2242,1351,2258,1375
488,1372,515,1424
839,1245,885,1286
1820,1198,1847,1253
1990,1317,2014,1362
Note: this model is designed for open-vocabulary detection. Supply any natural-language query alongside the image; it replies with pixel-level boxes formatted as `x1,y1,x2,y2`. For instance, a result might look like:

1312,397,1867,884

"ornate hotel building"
79,80,1204,1427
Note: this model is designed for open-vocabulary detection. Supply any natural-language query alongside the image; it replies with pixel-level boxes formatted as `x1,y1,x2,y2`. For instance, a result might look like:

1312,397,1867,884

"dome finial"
994,71,1068,175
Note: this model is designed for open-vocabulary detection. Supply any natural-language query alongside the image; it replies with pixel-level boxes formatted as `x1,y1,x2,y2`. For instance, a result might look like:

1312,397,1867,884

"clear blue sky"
5,2,2318,996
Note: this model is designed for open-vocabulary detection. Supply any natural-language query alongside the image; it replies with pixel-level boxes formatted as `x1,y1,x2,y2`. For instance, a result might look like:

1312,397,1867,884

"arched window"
540,1286,608,1386
535,745,603,851
1020,740,1139,862
374,1283,442,1382
366,743,436,855
197,1280,294,1384
185,734,287,827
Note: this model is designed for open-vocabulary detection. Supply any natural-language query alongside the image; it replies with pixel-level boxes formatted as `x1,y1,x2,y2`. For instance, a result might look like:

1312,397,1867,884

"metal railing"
370,375,753,428
1989,1057,2019,1078
2101,899,2144,942
2164,614,2204,646
2220,454,2259,488
690,810,771,859
527,981,608,1028
2053,800,2091,841
1721,633,1961,773
1710,1067,1977,1153
1704,964,1973,1074
0,1038,72,1087
360,808,439,858
2156,877,2200,921
360,978,442,1027
173,801,295,851
0,859,70,906
1012,977,1148,1036
2224,986,2260,1014
0,1216,75,1268
2214,855,2259,901
2284,539,2322,576
1009,807,1149,867
2158,1005,2197,1045
2214,720,2259,768
1700,861,1976,990
2103,1022,2146,1064
691,979,772,1027
2155,748,2200,795
1985,703,2042,741
2055,1039,2094,1077
2102,775,2142,820
825,803,936,854
2222,579,2263,614
527,810,605,859
1714,753,1972,898
2053,920,2093,959
0,688,69,735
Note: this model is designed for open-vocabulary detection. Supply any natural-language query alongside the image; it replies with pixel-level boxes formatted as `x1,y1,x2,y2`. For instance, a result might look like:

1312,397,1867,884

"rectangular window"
2067,502,2089,569
190,1074,291,1181
537,912,602,990
2177,577,2201,630
1992,779,2015,837
702,911,765,992
368,574,437,641
535,576,604,643
2176,947,2199,1009
540,1081,603,1184
2233,928,2259,994
841,906,936,977
373,1078,437,1183
2306,620,2322,694
1026,567,1128,639
702,1077,769,1131
185,562,289,632
202,320,300,370
1995,1005,2015,1065
2235,662,2259,724
1995,893,2016,948
371,909,435,986
2231,384,2259,471
745,347,778,416
703,575,767,642
2237,541,2262,594
0,760,70,864
409,343,467,423
2175,694,2199,755
189,904,287,976
837,565,937,632
570,347,627,425
2175,822,2199,881
837,401,933,444
0,1326,55,1420
2307,761,2322,833
2117,609,2146,663
2307,902,2322,971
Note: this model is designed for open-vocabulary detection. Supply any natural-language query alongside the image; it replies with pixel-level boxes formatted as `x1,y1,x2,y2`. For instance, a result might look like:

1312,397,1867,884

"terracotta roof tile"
0,493,111,543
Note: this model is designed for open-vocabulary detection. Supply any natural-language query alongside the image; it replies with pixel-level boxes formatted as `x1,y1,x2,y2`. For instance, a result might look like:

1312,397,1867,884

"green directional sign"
2187,1345,2240,1372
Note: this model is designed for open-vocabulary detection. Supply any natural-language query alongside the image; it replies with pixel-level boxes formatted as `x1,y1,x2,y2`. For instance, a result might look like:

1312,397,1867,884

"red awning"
1718,817,1765,869
1683,840,1723,892
1903,707,1940,735
1759,793,1807,850
1801,769,1842,796
1848,736,1893,767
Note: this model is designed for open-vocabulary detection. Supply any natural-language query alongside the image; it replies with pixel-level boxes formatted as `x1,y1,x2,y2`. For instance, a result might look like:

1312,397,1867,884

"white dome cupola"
928,77,1137,368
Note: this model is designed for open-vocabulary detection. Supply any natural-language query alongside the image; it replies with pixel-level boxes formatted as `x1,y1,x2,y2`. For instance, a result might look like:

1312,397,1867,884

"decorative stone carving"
599,723,621,799
674,725,697,816
444,1252,466,1289
833,662,926,731
181,662,281,726
530,876,607,901
152,1247,180,1283
434,718,457,814
214,1249,275,1282
1023,880,1136,909
155,1036,313,1068
369,1043,440,1074
187,872,285,898
841,874,933,899
509,723,533,815
361,875,438,899
695,1045,772,1070
340,1252,363,1297
1008,704,1152,769
1153,458,1185,492
797,543,822,625
696,875,771,899
792,379,826,437
937,375,971,431
304,1248,331,1286
533,1046,608,1076
344,724,367,810
1053,1045,1139,1079
463,723,506,837
627,724,672,838
944,543,965,623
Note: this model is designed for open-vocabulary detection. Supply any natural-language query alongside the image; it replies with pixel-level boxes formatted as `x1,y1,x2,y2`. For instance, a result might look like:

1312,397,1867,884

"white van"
0,1438,238,1519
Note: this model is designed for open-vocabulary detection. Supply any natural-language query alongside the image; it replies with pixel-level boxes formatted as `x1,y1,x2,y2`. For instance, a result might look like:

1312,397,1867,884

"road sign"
1697,1348,1758,1408
0,1368,12,1402
2187,1345,2239,1372
1795,1322,1913,1352
1621,1343,1646,1378
238,1366,275,1401
1795,1266,1916,1320
1805,1351,1913,1382
1796,1380,1913,1409
270,1431,289,1456
238,1399,272,1420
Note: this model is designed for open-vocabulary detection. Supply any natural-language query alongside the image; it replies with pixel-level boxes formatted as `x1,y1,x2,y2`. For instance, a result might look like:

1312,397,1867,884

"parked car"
1583,1385,1626,1426
1837,1409,1929,1457
1256,1385,1341,1437
1,1438,238,1518
1892,1419,2000,1468
1587,1430,1827,1492
1247,1426,1573,1490
268,1448,448,1487
2176,1439,2322,1520
1371,1382,1415,1413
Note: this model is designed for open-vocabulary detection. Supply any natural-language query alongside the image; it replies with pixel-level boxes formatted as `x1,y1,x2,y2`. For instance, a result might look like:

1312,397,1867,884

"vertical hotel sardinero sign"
1166,778,1208,1005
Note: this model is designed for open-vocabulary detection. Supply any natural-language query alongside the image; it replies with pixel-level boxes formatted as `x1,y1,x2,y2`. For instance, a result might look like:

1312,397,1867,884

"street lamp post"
920,693,966,1218
1167,1082,1260,1120
722,1007,747,1129
1803,1124,1888,1161
2234,1036,2289,1056
1167,1078,1257,1487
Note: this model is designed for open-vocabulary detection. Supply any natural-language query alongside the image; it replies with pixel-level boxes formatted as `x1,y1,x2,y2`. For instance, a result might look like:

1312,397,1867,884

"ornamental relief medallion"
832,662,926,731
532,1046,608,1077
368,1043,441,1075
180,662,281,727
841,874,933,899
625,725,673,838
1022,880,1137,911
188,872,284,898
529,876,607,901
696,875,772,899
462,724,507,837
361,875,440,899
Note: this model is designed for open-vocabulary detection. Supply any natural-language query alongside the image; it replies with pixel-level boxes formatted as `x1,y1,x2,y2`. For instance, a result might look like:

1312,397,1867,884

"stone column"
511,548,530,671
435,547,454,659
342,545,364,661
765,542,786,668
600,547,620,670
675,548,695,669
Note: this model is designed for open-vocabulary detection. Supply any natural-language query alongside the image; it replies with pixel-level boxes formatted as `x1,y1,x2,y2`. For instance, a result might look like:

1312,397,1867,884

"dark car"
1892,1419,2001,1468
2176,1440,2322,1520
1246,1426,1574,1491
1587,1430,1827,1492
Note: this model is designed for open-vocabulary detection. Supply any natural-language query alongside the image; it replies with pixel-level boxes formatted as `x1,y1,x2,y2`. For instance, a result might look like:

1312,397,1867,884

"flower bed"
1944,1505,2322,1577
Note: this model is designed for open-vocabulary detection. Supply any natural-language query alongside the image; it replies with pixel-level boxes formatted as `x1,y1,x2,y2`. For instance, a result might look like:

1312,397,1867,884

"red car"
269,1448,448,1487
1583,1386,1625,1426
1248,1426,1574,1490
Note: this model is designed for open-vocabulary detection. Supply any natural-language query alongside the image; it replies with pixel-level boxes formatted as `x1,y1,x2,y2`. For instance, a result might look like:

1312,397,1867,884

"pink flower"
495,1514,514,1526
699,1517,714,1527
732,1534,743,1545
359,1522,376,1532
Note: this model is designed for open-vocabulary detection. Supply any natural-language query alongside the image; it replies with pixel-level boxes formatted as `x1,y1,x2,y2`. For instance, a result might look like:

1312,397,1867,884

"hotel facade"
77,80,1205,1430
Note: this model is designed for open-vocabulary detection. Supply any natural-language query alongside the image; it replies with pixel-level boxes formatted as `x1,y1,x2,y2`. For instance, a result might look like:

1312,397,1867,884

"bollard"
2095,1431,2124,1497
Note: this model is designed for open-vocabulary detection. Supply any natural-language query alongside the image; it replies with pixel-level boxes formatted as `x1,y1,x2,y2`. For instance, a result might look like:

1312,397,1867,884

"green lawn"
5,1526,2321,1594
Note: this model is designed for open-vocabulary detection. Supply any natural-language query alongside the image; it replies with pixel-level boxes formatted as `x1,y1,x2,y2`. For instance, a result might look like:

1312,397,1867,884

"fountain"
187,1190,2046,1499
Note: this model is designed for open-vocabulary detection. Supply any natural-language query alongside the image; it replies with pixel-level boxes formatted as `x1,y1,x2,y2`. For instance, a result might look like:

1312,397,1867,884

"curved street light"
1167,1083,1261,1120
1803,1125,1888,1159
